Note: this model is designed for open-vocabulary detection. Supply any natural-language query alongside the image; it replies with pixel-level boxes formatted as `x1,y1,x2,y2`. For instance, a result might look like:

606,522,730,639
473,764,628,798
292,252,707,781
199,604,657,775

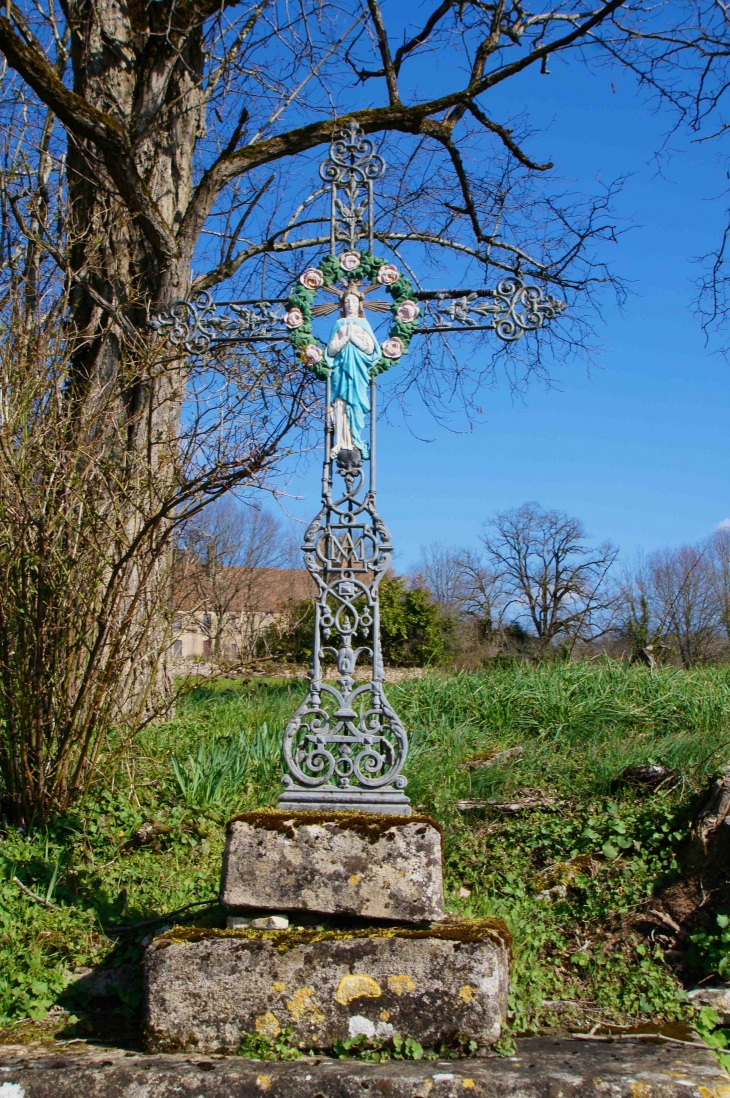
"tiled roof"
176,566,314,613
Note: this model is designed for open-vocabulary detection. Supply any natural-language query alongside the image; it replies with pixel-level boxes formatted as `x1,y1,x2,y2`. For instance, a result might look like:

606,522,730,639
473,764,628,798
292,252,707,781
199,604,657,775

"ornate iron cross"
153,121,566,816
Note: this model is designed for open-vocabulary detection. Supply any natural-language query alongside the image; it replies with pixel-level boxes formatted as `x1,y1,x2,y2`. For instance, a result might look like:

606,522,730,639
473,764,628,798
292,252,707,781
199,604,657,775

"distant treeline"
261,502,730,668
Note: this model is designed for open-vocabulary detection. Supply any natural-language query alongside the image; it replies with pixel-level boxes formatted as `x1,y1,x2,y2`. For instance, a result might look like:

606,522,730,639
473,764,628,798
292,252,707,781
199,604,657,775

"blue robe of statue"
325,316,381,460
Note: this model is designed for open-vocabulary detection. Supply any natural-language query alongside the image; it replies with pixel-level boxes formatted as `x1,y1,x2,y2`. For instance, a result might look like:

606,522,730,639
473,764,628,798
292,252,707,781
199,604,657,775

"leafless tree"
614,555,666,667
615,539,726,667
411,544,468,615
0,0,710,421
412,542,511,662
647,544,721,666
180,499,293,660
480,502,618,648
454,548,507,631
0,289,310,823
631,5,730,351
412,543,504,623
707,526,730,644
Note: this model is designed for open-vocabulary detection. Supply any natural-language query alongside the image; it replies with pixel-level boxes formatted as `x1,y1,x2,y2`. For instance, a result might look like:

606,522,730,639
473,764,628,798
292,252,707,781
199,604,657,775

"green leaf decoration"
286,251,421,376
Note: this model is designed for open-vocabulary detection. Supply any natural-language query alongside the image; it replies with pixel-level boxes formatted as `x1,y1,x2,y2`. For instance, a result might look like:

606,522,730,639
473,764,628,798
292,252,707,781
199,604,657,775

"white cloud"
716,519,730,531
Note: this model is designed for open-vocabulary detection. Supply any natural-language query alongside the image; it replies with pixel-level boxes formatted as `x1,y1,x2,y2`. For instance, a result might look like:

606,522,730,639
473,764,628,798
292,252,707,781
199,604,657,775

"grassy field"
3,660,730,1051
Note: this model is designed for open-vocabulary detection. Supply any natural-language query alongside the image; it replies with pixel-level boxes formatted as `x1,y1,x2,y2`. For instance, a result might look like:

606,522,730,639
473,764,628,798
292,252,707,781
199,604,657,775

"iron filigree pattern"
149,292,287,354
320,121,385,253
416,277,566,341
278,440,411,815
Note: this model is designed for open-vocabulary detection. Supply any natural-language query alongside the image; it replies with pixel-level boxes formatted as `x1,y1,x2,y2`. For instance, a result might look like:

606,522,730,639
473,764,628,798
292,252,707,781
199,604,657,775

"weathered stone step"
145,920,509,1054
0,1036,727,1097
220,810,444,923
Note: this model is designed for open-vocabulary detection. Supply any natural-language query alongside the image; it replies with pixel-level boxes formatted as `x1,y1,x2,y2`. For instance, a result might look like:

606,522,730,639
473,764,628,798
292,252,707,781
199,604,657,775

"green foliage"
379,573,451,667
319,254,342,283
626,595,653,661
693,1005,730,1072
171,723,280,809
441,793,691,1034
333,1032,434,1062
688,913,730,979
238,1026,304,1060
259,573,451,668
284,283,322,360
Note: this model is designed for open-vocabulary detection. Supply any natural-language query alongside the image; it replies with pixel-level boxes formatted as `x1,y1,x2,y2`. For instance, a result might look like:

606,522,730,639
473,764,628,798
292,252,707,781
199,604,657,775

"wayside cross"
152,121,566,816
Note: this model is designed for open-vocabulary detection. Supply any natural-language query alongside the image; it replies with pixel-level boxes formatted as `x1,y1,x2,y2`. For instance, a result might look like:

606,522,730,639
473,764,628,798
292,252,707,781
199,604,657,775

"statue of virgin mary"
325,290,381,461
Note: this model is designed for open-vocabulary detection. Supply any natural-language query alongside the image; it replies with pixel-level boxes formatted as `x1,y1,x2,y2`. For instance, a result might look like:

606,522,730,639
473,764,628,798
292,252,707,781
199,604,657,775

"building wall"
171,609,280,662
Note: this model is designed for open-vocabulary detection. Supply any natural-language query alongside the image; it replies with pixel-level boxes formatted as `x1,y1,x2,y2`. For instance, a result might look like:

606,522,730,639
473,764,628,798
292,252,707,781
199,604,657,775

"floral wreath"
282,251,421,381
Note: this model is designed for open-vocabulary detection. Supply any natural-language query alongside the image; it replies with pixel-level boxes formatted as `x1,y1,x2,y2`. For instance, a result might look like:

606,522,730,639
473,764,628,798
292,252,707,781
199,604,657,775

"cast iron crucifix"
153,121,566,816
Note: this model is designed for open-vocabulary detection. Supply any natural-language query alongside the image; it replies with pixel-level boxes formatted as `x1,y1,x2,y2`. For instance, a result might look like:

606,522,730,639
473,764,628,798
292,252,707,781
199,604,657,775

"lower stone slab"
0,1037,727,1097
144,921,509,1054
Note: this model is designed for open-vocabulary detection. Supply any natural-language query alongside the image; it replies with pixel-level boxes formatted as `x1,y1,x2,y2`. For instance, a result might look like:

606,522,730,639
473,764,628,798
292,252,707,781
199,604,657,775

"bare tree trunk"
65,3,204,413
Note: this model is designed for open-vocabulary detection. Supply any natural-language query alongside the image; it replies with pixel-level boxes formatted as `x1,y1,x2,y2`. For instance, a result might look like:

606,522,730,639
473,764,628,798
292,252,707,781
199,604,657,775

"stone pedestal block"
220,810,444,922
144,920,510,1055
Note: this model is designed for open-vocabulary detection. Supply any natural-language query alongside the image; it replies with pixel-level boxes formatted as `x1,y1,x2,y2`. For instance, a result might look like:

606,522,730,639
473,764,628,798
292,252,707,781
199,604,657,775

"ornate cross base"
277,409,411,817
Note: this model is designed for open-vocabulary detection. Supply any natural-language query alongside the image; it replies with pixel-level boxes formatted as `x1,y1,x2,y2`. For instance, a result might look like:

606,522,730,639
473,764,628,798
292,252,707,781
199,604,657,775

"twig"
569,1033,704,1046
648,908,681,933
455,795,567,813
104,898,219,934
13,875,60,910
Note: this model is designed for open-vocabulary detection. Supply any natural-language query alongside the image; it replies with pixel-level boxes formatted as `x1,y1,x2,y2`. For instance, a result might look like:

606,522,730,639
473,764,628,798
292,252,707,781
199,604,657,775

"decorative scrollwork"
149,292,287,353
320,121,386,252
319,120,386,186
417,278,566,342
278,451,411,814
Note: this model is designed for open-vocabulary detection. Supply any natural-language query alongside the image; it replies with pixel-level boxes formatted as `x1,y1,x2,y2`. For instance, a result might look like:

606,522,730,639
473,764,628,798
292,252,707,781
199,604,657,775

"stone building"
171,566,313,665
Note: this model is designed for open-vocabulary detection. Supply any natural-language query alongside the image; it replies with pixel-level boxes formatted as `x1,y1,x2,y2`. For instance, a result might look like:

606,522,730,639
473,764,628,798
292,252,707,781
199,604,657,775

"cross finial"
320,121,386,253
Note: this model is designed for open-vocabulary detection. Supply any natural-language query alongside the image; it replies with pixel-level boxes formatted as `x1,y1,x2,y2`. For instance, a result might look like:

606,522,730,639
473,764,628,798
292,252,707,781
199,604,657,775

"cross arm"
150,277,566,355
413,279,566,342
148,293,289,355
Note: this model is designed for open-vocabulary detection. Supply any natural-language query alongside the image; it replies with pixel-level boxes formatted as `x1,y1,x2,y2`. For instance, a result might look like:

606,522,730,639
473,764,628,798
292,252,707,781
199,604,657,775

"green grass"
3,661,730,1044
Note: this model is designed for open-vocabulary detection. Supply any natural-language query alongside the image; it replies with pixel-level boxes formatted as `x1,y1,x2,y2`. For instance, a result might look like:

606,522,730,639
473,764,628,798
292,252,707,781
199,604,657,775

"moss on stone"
225,808,443,842
152,917,511,956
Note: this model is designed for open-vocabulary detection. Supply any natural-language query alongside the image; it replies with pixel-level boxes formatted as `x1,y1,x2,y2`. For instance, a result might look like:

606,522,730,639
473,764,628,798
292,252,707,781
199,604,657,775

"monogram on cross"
152,121,566,816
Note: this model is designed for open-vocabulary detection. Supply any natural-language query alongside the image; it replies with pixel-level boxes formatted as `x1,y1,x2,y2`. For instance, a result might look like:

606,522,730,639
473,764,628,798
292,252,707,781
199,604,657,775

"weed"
693,1007,730,1072
688,914,730,979
238,1026,304,1060
171,722,281,811
333,1033,436,1061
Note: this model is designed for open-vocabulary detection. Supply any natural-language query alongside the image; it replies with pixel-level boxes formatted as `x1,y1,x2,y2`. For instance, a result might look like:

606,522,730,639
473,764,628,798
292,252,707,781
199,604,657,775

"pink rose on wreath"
381,337,404,359
284,307,304,329
340,251,361,272
303,344,323,366
396,300,420,323
377,264,399,285
299,268,324,290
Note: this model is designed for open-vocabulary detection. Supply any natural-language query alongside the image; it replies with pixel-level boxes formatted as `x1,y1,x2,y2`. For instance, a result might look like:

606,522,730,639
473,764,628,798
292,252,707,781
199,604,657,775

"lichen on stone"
152,917,512,956
387,974,416,996
336,973,382,1005
225,808,444,842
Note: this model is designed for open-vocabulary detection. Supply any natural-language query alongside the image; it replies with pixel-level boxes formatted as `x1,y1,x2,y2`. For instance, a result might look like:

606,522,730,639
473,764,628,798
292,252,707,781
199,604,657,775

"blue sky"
271,49,730,570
